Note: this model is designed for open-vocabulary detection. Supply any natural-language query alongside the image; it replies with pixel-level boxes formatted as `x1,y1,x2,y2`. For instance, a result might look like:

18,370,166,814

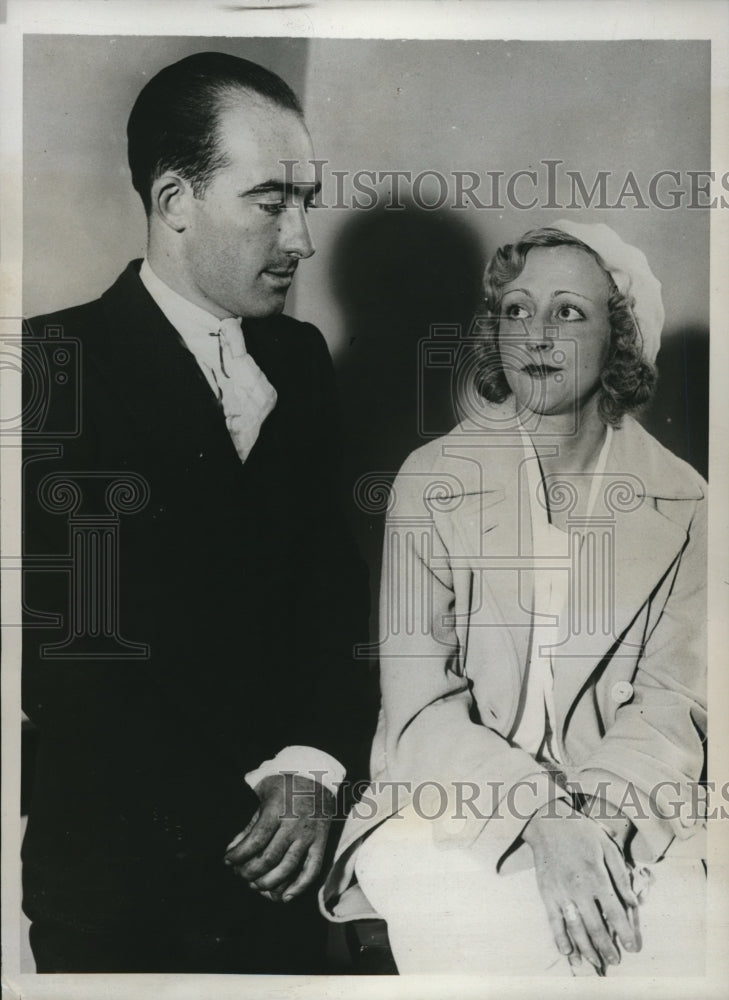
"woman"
321,222,707,976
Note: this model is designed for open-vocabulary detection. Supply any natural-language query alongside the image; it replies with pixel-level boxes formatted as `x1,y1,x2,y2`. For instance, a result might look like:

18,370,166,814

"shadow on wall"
331,203,486,632
639,325,709,483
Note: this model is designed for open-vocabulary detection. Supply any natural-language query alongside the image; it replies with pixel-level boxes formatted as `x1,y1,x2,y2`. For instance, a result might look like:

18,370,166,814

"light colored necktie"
212,317,277,463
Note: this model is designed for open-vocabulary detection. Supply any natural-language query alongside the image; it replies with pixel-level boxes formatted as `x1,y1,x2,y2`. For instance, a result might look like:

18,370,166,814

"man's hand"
223,773,335,903
522,798,641,971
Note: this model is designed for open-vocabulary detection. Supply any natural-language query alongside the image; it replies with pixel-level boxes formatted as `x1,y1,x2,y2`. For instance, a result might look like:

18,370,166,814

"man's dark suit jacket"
22,262,369,955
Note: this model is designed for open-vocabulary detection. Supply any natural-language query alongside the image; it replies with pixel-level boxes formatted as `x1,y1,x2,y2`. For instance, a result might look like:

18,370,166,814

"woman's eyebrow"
501,287,595,303
551,289,594,302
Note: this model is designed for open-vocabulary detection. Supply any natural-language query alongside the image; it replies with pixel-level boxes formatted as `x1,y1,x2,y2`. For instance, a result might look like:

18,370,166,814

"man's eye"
259,202,286,215
555,304,585,321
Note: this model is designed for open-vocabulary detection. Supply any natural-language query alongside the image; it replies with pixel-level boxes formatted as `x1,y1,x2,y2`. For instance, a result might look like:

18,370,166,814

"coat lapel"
550,417,702,723
440,412,703,735
441,434,536,720
96,261,250,487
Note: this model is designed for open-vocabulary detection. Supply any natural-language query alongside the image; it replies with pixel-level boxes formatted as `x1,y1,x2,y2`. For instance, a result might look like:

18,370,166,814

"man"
22,51,368,974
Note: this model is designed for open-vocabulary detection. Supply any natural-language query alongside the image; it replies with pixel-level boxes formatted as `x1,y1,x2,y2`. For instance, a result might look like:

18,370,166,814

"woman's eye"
504,303,530,320
555,304,585,321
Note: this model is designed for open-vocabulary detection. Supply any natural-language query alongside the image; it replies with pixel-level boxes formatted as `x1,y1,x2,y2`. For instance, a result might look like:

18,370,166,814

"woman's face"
498,245,612,420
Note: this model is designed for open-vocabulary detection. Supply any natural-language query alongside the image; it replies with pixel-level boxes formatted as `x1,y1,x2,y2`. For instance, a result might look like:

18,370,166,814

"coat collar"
138,257,232,377
454,400,704,503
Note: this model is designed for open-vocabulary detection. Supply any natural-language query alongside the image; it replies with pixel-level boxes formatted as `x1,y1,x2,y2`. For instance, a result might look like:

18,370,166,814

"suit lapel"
96,262,250,486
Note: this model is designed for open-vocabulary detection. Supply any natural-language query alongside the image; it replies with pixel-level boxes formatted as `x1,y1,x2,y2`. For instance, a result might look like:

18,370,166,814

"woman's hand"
522,798,641,971
582,794,636,855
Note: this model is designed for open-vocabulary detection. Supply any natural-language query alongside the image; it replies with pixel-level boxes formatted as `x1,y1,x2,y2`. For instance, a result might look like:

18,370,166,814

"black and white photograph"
1,2,728,997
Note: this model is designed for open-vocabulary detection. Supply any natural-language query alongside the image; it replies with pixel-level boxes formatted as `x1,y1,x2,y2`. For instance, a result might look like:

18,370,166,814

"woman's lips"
522,363,563,378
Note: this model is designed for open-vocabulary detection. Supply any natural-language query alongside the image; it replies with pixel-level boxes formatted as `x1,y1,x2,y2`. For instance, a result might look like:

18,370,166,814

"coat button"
611,681,634,704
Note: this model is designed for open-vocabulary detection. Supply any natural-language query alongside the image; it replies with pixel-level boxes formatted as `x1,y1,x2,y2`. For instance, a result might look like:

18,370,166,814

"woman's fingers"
544,902,574,957
604,838,640,909
598,888,640,954
578,897,621,968
560,900,604,970
531,814,645,970
547,894,619,971
602,840,642,952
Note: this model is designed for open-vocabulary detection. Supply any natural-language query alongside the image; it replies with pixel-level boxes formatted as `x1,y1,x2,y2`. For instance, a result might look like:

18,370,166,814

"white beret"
550,219,664,364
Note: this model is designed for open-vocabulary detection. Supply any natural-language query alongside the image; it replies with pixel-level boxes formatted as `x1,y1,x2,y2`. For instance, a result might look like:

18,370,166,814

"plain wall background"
298,40,710,594
24,35,710,632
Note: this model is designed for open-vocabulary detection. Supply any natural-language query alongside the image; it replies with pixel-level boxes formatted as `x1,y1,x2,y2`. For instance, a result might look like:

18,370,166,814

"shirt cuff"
244,746,346,798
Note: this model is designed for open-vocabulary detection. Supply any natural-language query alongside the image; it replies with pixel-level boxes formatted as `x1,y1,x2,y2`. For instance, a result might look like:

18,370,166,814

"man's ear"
150,172,194,233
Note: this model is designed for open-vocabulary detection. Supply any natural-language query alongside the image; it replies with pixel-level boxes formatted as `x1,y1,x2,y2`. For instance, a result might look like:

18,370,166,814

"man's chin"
241,294,288,320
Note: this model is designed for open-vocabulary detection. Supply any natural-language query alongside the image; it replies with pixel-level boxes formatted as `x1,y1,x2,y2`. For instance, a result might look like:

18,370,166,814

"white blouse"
510,424,614,764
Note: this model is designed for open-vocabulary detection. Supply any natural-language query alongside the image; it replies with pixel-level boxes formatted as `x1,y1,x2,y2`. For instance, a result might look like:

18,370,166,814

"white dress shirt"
139,259,345,797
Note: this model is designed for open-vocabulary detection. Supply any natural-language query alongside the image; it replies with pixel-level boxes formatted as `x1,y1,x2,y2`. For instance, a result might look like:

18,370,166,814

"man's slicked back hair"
127,51,303,214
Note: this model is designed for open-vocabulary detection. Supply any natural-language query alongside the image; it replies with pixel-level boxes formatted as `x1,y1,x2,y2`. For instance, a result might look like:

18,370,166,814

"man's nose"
282,204,315,260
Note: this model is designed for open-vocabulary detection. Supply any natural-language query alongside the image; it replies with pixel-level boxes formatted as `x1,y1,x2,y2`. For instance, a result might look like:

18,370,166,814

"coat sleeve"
376,450,565,871
570,494,707,861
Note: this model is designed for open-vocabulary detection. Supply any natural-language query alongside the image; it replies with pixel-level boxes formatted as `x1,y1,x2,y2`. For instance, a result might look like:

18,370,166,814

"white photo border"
2,2,727,998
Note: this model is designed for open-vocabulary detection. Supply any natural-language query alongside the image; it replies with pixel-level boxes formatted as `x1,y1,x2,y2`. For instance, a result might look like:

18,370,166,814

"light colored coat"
322,407,707,921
